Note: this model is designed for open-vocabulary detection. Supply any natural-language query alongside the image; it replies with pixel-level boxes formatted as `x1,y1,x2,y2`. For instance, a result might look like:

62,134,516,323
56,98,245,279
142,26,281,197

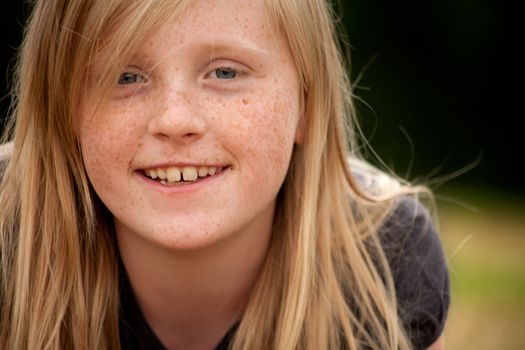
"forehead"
142,0,281,55
85,0,296,102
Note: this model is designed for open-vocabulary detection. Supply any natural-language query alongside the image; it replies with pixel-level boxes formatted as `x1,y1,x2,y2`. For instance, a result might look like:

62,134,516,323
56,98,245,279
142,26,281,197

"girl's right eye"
117,72,147,86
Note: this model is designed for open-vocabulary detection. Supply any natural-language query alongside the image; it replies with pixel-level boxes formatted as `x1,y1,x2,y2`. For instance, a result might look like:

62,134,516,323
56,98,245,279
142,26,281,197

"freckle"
242,98,249,105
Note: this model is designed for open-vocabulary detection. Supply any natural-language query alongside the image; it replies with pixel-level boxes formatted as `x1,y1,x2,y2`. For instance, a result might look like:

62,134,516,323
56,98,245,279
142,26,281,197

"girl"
0,0,449,349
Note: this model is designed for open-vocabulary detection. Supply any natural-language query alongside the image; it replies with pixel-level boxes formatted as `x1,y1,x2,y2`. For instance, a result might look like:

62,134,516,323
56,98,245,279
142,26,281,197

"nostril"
147,107,207,144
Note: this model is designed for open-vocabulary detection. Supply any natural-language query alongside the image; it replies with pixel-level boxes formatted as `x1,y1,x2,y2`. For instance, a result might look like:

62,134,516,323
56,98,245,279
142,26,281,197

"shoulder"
379,196,446,285
0,142,12,177
0,142,12,162
379,196,450,350
348,157,450,348
0,142,12,179
348,157,402,197
379,196,440,253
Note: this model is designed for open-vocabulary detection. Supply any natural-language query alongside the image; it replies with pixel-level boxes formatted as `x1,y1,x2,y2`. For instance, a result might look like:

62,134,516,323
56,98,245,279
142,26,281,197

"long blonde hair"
1,0,418,349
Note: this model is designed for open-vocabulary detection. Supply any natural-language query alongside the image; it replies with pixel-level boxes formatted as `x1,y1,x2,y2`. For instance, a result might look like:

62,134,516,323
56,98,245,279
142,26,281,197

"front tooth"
207,167,217,176
198,167,208,177
182,167,198,181
157,168,167,180
167,167,181,182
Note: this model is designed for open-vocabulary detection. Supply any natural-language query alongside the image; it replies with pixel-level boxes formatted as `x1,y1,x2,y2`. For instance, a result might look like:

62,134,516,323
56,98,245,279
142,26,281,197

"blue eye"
214,68,237,79
118,72,146,85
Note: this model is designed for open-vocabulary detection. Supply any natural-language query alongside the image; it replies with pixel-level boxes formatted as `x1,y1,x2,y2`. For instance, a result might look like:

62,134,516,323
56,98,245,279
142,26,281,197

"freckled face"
79,0,303,250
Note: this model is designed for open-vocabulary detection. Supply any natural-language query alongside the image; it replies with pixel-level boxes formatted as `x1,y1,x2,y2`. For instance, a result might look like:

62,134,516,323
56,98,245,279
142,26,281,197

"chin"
119,220,228,252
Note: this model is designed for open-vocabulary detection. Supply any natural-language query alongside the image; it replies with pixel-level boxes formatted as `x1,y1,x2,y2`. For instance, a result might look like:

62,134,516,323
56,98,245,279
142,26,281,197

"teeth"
198,167,208,177
157,168,167,180
167,167,181,182
182,167,198,181
146,165,224,184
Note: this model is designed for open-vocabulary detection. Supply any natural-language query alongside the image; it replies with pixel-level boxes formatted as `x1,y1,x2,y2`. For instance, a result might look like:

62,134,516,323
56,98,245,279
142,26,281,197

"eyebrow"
91,37,274,76
203,37,270,56
164,38,274,73
195,39,273,66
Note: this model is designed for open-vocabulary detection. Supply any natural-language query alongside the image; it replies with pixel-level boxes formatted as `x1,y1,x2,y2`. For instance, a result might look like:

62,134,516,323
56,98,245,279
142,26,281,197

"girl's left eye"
211,67,239,80
117,72,147,85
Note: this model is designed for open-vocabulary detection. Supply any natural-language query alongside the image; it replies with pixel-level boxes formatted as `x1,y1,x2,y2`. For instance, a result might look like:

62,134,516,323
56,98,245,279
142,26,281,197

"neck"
116,203,274,350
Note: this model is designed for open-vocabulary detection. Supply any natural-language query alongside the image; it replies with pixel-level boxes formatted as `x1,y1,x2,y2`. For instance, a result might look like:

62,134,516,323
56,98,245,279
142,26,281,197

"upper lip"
137,162,231,170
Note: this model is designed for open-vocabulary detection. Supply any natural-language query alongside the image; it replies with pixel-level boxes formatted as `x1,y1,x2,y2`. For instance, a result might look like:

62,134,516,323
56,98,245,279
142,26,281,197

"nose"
147,87,206,145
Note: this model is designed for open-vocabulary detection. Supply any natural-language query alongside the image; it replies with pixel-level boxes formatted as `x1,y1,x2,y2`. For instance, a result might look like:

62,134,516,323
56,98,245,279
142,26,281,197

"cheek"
80,104,143,161
232,87,300,175
79,105,146,189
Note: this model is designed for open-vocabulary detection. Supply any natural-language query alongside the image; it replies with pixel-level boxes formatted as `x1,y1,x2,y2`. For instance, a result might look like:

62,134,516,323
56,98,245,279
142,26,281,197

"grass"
436,186,525,350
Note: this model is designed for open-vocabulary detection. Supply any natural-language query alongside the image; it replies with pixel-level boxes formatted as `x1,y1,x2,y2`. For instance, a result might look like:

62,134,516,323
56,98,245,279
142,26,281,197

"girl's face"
79,0,303,250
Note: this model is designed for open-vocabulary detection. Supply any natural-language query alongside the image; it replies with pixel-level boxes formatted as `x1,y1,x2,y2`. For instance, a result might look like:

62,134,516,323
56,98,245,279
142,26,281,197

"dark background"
1,1,522,195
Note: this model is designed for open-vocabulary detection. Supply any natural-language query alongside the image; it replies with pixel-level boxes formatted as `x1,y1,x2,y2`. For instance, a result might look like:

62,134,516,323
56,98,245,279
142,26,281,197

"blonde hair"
1,0,422,349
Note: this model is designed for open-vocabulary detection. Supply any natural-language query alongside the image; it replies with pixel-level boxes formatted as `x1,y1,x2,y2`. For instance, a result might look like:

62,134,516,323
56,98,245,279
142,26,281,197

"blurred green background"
1,1,523,349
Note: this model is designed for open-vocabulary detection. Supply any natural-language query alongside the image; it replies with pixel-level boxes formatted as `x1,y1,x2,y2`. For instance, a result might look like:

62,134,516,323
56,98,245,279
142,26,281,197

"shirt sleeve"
378,197,450,350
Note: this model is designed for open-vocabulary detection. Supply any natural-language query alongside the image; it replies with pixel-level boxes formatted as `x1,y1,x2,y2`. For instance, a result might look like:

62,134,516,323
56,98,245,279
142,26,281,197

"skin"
80,0,302,348
427,335,445,350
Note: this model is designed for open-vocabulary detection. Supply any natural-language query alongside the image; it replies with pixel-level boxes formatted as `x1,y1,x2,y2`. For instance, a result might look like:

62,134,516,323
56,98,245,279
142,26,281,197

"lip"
142,162,229,171
134,165,231,194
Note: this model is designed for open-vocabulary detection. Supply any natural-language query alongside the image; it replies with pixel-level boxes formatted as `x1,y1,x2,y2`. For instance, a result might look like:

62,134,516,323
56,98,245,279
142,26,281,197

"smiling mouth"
142,165,228,185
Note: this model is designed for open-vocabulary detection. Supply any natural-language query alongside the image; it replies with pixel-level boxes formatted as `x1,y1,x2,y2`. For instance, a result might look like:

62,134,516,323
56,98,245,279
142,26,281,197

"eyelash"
115,63,246,88
206,67,243,80
117,72,147,86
